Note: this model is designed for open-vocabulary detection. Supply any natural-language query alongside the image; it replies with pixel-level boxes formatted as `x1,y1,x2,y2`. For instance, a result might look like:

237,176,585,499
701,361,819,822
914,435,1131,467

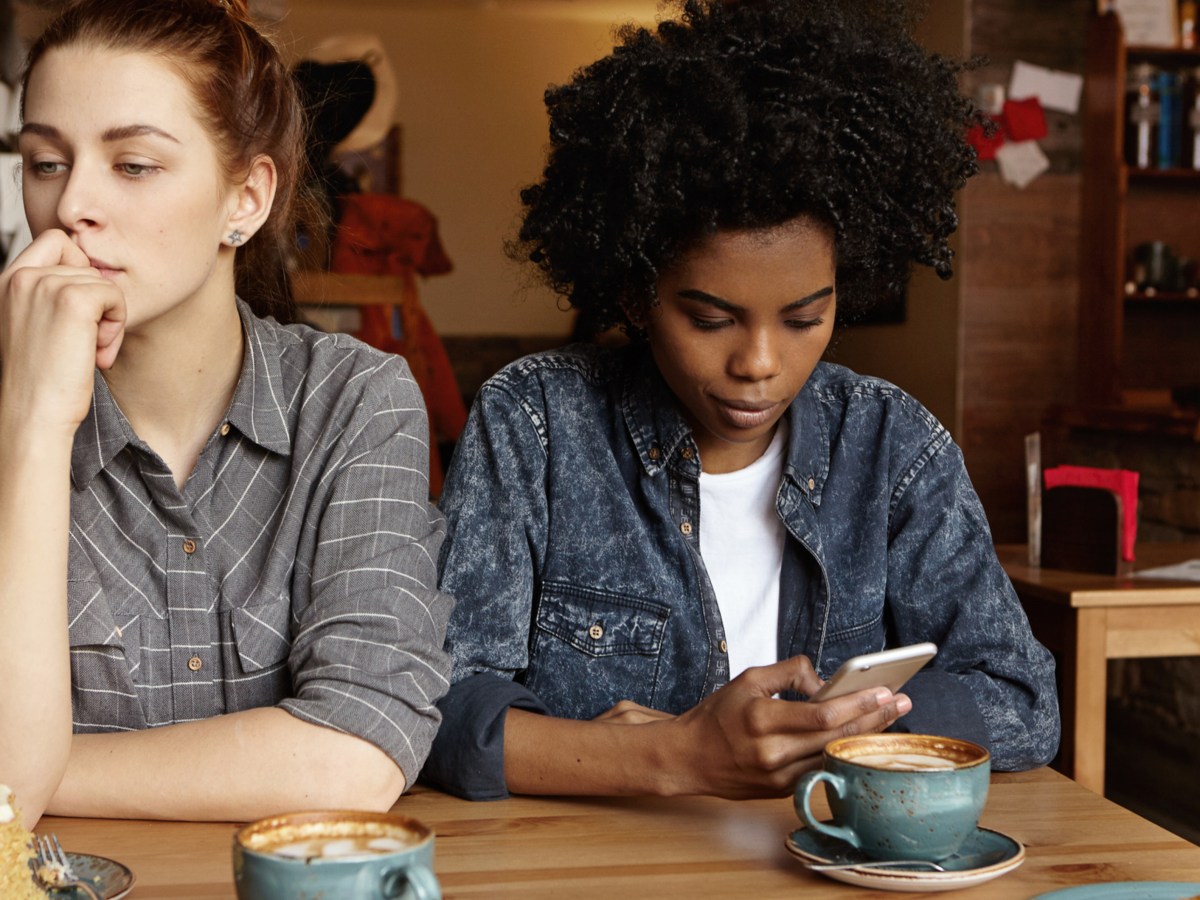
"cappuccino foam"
852,752,957,771
244,821,422,862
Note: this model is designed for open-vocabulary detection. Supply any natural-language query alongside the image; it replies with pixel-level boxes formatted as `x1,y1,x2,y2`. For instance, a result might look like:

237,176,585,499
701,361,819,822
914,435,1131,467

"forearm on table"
0,418,76,826
45,706,406,821
503,708,691,797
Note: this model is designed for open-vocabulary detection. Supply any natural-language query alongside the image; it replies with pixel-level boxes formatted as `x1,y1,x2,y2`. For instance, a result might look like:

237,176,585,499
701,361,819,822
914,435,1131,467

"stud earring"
227,230,245,246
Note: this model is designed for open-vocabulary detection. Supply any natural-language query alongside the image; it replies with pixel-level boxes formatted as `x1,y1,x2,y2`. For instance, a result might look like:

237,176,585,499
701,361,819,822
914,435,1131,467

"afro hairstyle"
512,0,982,333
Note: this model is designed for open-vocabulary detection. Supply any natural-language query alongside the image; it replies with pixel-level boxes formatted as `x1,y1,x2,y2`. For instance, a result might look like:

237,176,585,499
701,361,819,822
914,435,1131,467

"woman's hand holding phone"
667,654,912,798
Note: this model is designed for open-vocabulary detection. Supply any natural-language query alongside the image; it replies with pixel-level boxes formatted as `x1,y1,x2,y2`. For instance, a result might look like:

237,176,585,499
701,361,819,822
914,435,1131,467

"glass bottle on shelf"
1125,63,1160,169
1156,68,1182,169
1182,0,1198,49
1185,67,1200,169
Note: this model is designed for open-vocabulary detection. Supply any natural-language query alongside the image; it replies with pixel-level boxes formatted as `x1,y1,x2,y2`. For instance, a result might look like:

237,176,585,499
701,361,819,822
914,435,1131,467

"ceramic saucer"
785,823,1025,893
30,852,135,900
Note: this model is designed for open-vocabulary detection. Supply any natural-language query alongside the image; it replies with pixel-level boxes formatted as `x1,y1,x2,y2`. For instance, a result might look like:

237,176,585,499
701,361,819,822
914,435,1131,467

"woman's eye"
786,317,824,331
30,160,67,177
118,162,158,177
690,316,732,330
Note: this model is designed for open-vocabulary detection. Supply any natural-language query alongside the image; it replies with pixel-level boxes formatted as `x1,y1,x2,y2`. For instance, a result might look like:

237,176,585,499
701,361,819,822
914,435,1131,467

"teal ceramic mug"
233,809,441,900
793,733,990,862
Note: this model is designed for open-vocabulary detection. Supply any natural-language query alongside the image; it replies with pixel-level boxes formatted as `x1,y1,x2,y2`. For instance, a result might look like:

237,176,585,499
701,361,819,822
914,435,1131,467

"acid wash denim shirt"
423,344,1060,800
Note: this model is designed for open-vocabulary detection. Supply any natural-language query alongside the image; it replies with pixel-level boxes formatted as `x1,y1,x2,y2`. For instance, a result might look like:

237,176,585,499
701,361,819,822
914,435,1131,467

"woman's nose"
55,165,105,234
728,328,781,381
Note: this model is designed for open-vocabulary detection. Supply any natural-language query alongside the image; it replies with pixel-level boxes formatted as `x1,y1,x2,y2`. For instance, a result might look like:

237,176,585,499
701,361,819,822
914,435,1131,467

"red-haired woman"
0,0,451,827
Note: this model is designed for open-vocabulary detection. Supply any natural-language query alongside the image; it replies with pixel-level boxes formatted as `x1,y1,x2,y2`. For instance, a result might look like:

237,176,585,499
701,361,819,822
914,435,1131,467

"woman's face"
646,216,837,474
19,46,239,333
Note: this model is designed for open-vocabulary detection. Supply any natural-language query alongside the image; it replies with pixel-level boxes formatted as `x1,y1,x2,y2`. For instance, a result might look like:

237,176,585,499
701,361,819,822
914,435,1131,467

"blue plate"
788,822,1022,872
28,851,134,899
1032,885,1200,900
786,823,1025,892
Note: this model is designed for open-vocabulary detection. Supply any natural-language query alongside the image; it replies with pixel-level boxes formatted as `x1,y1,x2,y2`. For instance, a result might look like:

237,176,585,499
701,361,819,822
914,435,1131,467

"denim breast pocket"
526,581,670,719
817,610,887,681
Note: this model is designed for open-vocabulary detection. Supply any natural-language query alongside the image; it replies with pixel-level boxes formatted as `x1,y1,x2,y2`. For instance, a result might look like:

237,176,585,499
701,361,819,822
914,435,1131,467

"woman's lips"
88,258,122,279
714,398,780,429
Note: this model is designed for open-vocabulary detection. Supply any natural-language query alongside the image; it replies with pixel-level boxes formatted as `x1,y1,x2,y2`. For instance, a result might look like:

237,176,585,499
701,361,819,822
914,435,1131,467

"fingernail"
896,695,913,714
873,688,894,705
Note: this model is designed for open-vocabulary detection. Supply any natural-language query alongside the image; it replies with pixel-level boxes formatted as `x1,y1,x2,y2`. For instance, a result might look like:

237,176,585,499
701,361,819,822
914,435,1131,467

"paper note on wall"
1008,60,1084,115
995,140,1050,189
1112,0,1178,46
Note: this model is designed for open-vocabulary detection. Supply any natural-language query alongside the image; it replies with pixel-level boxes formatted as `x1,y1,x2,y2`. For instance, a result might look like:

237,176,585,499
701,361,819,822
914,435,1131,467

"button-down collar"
70,299,293,489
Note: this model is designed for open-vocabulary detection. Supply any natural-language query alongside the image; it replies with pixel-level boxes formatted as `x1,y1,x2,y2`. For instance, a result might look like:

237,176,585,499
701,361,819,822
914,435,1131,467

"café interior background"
2,0,1198,843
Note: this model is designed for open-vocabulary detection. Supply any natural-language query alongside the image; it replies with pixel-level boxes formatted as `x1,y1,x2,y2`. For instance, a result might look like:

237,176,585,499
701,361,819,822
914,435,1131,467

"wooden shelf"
1127,167,1200,181
1127,43,1200,61
1049,403,1200,440
1125,290,1200,303
1078,13,1200,407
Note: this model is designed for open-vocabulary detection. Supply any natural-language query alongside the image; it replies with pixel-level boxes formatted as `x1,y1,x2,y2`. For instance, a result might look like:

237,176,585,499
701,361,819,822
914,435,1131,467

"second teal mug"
793,733,990,862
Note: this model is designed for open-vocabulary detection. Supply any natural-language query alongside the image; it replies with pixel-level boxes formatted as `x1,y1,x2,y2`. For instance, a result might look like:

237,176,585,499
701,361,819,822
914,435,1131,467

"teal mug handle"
793,770,862,849
382,862,442,900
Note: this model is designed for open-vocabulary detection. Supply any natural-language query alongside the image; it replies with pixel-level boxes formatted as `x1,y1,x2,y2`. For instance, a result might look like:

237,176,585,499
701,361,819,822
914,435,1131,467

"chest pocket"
526,582,669,719
224,598,294,712
67,577,147,731
229,599,293,674
816,610,886,680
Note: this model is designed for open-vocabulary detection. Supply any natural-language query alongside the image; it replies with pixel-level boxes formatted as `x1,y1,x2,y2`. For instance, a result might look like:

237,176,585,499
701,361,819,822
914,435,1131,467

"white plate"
785,823,1025,893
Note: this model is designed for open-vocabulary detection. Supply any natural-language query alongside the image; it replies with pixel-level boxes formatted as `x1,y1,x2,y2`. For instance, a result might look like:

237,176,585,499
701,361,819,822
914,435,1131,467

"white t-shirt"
698,425,788,681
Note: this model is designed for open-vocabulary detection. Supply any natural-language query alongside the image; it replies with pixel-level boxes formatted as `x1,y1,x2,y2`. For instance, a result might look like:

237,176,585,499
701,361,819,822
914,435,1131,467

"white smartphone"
810,642,937,701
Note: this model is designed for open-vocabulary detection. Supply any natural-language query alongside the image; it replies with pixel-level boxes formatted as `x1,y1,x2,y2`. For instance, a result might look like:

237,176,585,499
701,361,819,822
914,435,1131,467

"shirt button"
681,447,695,460
588,624,604,640
719,640,728,653
187,656,203,672
220,422,232,436
680,521,693,535
648,446,661,461
808,478,816,490
182,539,197,554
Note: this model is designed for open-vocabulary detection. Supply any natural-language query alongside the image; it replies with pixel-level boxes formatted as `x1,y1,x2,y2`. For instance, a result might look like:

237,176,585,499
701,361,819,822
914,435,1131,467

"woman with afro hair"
424,0,1059,800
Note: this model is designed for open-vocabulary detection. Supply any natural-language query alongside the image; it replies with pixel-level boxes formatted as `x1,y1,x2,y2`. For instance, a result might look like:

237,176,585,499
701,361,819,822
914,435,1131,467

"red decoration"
1001,96,1048,143
967,115,1006,161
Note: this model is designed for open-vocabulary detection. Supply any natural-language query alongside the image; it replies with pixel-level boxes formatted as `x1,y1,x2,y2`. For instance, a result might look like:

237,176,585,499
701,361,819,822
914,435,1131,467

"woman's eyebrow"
678,285,834,311
101,124,181,143
18,122,60,139
19,122,180,144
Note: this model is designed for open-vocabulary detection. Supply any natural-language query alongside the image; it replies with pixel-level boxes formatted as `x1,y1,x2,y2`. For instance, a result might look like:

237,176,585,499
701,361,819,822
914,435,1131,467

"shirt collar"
225,298,293,457
782,363,832,504
617,346,833,499
69,298,293,489
620,346,697,477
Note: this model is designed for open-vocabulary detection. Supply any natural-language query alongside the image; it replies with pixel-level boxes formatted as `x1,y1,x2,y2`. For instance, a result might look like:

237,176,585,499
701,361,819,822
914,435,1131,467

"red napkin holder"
1041,466,1138,575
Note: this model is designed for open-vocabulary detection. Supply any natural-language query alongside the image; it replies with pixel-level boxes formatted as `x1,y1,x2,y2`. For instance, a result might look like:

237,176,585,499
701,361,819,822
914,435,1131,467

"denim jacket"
424,344,1059,799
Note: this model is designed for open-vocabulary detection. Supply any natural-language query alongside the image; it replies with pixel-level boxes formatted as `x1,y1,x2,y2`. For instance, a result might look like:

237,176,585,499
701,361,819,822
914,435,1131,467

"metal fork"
33,833,102,900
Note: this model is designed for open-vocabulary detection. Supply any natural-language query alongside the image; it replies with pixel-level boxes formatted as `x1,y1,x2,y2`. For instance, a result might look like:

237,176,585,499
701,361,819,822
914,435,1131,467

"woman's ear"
223,155,278,247
619,297,645,329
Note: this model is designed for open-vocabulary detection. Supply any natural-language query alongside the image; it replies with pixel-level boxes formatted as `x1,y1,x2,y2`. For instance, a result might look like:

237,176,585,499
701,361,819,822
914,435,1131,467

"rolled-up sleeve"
280,361,453,785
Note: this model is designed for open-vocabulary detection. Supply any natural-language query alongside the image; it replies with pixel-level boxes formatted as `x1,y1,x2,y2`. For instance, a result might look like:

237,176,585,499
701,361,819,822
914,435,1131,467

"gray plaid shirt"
65,301,452,783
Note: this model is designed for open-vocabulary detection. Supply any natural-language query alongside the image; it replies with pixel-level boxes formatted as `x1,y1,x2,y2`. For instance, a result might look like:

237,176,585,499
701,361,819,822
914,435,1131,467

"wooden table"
36,768,1200,898
997,542,1200,796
